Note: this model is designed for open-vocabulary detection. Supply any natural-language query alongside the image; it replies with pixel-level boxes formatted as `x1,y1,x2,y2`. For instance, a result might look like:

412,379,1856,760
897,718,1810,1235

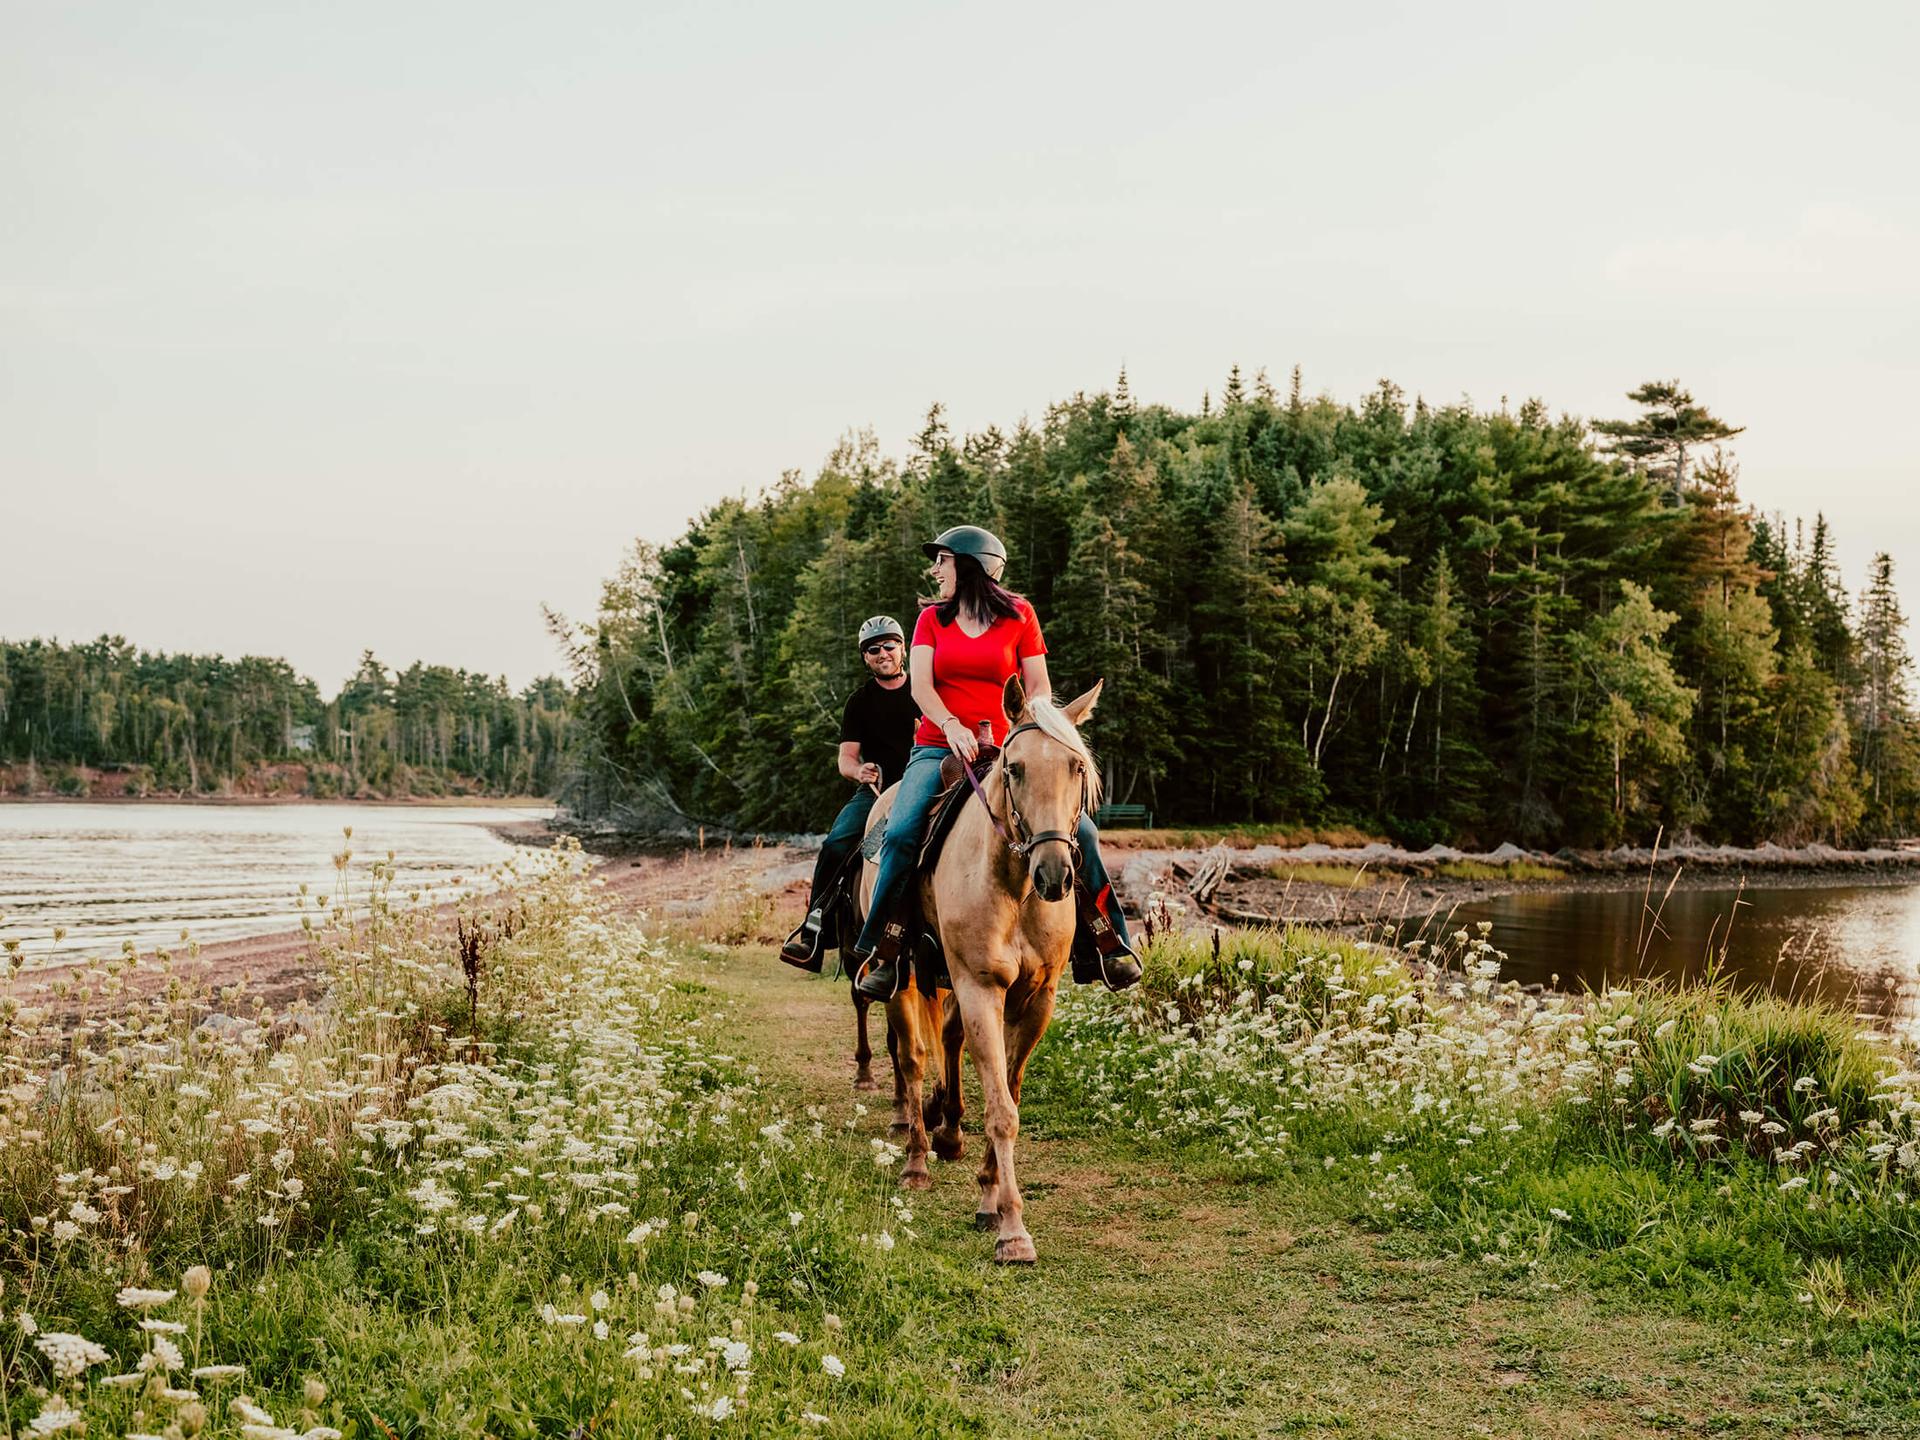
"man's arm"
838,741,878,786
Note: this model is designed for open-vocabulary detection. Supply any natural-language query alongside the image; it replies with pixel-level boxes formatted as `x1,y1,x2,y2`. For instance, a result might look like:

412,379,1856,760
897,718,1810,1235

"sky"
4,1,1917,693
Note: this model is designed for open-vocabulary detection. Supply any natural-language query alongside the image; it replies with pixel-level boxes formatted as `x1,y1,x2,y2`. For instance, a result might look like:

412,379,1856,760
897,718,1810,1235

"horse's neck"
940,765,1020,892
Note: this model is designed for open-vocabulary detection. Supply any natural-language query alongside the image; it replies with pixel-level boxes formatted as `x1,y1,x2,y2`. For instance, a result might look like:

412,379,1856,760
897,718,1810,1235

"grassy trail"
703,945,1880,1440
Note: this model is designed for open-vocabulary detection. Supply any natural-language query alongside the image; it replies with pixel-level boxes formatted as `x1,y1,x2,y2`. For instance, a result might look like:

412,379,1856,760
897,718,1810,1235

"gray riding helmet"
923,525,1008,581
857,615,905,649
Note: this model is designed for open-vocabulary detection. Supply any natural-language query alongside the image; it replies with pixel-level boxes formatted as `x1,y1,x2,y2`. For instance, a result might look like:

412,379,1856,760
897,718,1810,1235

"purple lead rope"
959,748,1017,848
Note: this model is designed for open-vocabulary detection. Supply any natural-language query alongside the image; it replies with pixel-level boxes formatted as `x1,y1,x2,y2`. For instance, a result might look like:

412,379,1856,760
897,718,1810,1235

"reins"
958,721,1085,862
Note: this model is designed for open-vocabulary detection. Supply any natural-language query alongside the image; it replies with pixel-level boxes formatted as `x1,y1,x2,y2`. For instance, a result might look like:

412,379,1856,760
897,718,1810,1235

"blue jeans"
807,787,876,904
851,744,1130,952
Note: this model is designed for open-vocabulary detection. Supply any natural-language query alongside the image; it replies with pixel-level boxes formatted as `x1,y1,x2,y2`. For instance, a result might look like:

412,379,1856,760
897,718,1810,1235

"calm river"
0,802,553,963
1446,881,1920,1038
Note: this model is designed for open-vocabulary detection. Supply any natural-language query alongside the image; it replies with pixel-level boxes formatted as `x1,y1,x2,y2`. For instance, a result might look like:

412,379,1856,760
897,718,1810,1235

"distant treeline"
561,373,1916,848
0,642,573,798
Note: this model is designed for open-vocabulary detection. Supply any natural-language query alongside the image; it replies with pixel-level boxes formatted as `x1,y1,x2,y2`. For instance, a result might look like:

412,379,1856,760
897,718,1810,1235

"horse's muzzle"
1031,852,1073,902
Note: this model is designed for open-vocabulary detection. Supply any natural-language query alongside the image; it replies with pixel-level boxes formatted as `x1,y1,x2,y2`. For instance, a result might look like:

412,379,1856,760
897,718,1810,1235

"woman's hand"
941,715,979,764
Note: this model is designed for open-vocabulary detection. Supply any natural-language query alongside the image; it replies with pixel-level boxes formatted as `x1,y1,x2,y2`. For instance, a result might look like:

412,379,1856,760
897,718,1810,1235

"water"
0,802,553,963
1444,882,1920,1038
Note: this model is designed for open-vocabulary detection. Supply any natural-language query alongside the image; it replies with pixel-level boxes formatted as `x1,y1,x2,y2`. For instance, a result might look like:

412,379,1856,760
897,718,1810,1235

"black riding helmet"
923,525,1008,581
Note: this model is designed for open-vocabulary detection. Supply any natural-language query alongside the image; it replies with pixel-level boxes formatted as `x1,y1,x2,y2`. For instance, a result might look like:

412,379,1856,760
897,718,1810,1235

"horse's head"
998,676,1103,902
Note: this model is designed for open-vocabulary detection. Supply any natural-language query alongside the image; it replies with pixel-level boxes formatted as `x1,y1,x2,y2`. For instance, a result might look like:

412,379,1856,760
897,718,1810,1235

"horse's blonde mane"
1017,696,1103,810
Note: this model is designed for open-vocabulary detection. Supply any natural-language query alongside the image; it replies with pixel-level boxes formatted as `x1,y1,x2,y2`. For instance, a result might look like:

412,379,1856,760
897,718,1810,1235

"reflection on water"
1444,883,1920,1039
0,802,553,963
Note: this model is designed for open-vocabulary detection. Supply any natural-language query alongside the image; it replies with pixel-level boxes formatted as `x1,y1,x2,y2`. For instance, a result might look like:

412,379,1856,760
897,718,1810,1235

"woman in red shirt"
851,525,1139,1000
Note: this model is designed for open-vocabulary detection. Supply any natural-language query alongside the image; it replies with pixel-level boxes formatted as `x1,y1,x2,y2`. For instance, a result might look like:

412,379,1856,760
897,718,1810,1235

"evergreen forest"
0,642,573,798
562,375,1919,848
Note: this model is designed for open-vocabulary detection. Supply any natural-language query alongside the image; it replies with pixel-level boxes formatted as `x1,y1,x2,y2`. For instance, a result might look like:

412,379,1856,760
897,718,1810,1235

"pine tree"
1568,582,1695,838
1285,473,1401,775
1188,479,1316,818
1666,455,1778,839
1853,551,1918,835
1593,380,1744,497
1802,514,1854,681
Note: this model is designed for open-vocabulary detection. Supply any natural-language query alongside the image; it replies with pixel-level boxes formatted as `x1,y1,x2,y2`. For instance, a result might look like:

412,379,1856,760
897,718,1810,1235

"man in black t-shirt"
779,615,920,970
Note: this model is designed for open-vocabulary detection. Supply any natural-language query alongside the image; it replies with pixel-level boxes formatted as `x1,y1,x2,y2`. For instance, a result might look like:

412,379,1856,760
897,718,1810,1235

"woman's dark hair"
929,552,1023,628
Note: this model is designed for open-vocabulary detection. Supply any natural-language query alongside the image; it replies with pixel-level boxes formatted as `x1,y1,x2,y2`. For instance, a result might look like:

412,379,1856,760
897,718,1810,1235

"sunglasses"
862,641,899,655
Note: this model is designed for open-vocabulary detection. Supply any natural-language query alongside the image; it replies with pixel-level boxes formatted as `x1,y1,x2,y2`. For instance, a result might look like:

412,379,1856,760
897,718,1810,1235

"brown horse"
855,677,1102,1264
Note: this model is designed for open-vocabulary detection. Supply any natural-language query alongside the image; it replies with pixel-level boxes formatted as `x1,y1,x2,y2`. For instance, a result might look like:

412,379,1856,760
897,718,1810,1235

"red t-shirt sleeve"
912,607,940,648
1016,599,1047,659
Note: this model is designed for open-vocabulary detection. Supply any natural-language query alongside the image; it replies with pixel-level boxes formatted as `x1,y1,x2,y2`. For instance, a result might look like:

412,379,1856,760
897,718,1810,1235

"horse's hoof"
993,1235,1037,1265
932,1134,964,1161
852,1076,879,1093
888,1117,910,1134
973,1211,997,1232
901,1170,933,1192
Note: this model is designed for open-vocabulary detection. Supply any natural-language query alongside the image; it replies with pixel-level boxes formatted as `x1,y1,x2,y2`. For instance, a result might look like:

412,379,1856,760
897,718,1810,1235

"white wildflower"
27,1402,84,1435
116,1286,178,1310
34,1330,112,1379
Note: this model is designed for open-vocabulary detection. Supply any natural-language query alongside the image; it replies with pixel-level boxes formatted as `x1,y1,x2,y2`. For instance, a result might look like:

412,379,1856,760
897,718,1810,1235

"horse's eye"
1010,763,1024,781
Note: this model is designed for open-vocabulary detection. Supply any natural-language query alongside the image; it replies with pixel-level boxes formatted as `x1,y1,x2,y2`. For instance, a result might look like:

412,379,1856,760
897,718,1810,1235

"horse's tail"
911,983,945,1093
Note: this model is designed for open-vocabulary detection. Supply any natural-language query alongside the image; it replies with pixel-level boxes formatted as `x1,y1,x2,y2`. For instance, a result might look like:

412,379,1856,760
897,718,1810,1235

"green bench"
1093,802,1153,828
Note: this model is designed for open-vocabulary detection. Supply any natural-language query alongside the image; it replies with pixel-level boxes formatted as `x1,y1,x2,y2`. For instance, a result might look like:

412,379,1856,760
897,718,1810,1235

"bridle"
958,721,1087,862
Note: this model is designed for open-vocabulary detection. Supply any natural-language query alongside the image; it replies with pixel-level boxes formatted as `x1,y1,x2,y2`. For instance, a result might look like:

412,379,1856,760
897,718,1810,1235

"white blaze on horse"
854,676,1102,1265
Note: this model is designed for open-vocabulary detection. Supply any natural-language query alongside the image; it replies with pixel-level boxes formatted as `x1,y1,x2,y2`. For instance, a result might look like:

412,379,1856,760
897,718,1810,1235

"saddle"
857,746,1001,872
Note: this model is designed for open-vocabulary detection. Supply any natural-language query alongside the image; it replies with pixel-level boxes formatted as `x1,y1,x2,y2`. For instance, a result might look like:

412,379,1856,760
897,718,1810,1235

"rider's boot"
851,914,910,1002
778,905,827,972
1071,879,1143,991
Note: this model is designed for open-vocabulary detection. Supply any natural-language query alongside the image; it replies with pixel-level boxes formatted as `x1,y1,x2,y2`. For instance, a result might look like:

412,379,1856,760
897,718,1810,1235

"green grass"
1103,823,1387,851
1041,925,1920,1353
1270,862,1383,888
6,858,1917,1438
709,945,1920,1437
0,848,989,1437
1431,859,1566,883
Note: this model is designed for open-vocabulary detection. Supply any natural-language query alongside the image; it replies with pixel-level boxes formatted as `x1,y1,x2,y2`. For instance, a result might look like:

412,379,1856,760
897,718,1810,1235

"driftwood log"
1186,844,1233,905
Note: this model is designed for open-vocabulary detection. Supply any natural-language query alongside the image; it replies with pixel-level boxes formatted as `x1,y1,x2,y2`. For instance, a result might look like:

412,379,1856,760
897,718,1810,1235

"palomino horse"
855,677,1102,1264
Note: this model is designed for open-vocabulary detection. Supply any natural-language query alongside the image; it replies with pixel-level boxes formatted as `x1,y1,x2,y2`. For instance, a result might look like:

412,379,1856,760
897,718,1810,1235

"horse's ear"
1061,679,1103,727
1002,674,1030,725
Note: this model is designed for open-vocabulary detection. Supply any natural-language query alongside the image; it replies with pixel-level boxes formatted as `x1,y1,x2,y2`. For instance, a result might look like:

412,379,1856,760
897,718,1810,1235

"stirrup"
1072,884,1141,991
852,951,903,1002
851,917,910,1001
1072,932,1142,990
778,909,826,973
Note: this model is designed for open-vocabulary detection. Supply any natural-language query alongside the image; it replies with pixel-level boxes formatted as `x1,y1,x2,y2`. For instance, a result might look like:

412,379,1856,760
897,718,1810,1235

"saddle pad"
859,816,888,861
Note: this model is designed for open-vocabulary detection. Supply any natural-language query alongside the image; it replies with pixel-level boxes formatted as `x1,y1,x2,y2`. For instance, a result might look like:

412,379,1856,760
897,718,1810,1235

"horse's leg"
1004,983,1057,1106
954,971,1033,1263
929,989,965,1162
852,993,879,1092
886,1010,909,1132
889,987,934,1190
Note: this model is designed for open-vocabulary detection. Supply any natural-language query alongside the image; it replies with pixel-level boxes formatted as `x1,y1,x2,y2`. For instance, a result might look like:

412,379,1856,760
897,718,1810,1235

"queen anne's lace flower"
116,1286,177,1309
34,1330,111,1379
27,1403,84,1436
